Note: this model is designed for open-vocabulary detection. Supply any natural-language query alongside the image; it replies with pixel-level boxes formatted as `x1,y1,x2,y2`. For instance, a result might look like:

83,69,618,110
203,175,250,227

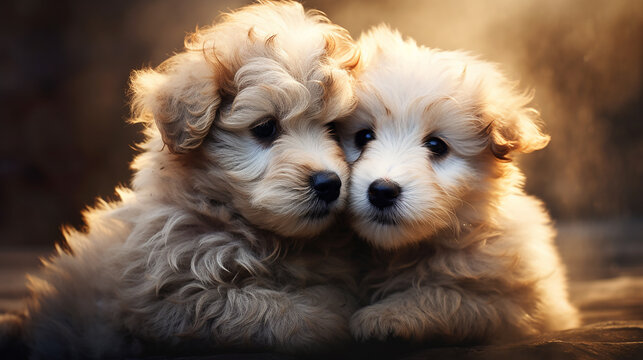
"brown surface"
1,225,642,359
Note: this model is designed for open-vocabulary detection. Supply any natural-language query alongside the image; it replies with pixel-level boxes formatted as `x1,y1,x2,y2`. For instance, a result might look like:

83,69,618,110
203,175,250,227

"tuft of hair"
129,1,359,154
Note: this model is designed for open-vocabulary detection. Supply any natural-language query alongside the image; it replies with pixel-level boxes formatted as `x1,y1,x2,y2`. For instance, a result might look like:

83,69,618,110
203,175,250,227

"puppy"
19,2,360,358
338,26,579,343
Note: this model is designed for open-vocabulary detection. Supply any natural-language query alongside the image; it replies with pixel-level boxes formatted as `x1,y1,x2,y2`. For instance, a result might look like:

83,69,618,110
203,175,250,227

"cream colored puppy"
16,2,360,358
338,26,579,343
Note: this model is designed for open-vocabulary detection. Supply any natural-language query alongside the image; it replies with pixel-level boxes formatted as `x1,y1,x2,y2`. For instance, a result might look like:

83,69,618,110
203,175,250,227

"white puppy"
338,26,579,343
18,2,360,358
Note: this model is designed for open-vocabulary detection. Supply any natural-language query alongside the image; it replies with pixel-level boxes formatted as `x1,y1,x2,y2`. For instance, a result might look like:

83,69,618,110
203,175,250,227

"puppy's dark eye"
250,117,278,144
355,129,375,149
326,122,340,143
424,136,448,157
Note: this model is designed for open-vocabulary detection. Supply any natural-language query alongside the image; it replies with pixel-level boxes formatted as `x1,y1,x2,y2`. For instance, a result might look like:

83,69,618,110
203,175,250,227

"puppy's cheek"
209,135,272,184
343,146,362,164
250,168,310,214
432,156,476,195
346,166,373,215
331,157,351,209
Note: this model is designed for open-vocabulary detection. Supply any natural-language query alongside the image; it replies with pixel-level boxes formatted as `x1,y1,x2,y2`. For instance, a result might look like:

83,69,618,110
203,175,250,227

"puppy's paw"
350,304,421,342
266,287,357,352
270,304,351,352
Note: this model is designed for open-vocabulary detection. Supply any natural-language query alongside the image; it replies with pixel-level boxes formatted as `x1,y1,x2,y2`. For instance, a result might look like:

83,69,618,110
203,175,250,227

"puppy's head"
129,2,359,238
339,26,549,249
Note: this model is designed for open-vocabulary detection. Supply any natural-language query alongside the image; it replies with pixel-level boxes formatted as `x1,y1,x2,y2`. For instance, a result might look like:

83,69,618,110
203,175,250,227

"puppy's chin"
351,213,432,250
285,212,337,238
244,196,345,238
257,209,338,238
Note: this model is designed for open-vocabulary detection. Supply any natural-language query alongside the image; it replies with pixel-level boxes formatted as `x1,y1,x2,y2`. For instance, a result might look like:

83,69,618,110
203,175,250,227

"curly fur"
339,25,579,343
19,2,360,358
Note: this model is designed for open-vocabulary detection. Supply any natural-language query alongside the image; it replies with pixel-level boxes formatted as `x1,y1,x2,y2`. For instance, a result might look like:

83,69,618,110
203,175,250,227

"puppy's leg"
26,290,131,360
210,285,357,352
350,284,536,343
0,313,27,358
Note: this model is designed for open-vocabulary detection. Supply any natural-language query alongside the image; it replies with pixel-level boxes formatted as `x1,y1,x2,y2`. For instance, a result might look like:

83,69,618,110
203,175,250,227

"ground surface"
1,220,641,359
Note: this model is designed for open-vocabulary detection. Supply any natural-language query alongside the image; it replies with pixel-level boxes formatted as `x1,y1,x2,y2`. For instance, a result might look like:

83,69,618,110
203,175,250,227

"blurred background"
0,0,641,280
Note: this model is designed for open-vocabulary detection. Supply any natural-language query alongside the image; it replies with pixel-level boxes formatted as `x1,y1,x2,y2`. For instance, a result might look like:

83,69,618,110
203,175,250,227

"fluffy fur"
338,26,579,343
18,2,361,358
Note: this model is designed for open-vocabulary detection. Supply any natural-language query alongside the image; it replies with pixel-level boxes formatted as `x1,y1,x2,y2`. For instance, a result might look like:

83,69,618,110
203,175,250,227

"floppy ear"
130,52,224,153
488,107,550,160
481,87,550,161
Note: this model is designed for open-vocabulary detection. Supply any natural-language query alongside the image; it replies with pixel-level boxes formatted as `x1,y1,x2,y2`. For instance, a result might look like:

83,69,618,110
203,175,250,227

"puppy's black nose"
368,179,401,209
310,171,342,203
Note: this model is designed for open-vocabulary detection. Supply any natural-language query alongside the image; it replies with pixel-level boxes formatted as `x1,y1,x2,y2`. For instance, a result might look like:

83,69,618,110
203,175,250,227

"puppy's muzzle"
310,171,341,203
368,178,401,209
